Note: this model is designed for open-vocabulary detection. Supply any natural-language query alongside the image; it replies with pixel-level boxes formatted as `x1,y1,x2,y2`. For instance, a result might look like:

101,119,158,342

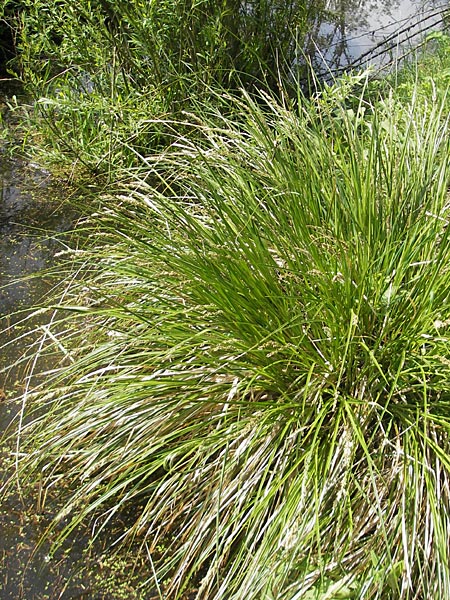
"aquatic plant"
9,75,450,599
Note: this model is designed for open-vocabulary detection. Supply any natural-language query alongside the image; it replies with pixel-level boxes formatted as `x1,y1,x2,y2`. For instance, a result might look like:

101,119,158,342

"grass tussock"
7,77,450,599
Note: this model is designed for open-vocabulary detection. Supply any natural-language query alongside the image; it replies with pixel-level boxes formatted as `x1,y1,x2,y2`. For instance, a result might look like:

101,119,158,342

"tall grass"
8,75,450,599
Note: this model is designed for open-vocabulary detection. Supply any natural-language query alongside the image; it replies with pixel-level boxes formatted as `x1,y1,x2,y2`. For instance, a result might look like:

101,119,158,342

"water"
0,147,87,600
312,0,448,77
0,101,153,600
0,1,448,597
0,154,74,417
0,145,147,600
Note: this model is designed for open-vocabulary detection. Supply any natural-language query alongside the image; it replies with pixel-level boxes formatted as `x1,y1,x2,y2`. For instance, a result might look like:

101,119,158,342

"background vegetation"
1,0,328,174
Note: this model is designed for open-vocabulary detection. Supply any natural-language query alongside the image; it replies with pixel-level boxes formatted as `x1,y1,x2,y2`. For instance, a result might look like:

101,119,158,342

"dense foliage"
0,0,328,172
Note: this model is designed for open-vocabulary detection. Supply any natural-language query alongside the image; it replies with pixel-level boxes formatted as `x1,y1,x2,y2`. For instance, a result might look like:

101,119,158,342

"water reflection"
309,0,448,76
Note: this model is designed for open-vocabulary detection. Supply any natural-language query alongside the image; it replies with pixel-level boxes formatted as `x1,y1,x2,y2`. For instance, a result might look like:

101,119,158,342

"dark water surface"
0,100,152,600
0,0,448,598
